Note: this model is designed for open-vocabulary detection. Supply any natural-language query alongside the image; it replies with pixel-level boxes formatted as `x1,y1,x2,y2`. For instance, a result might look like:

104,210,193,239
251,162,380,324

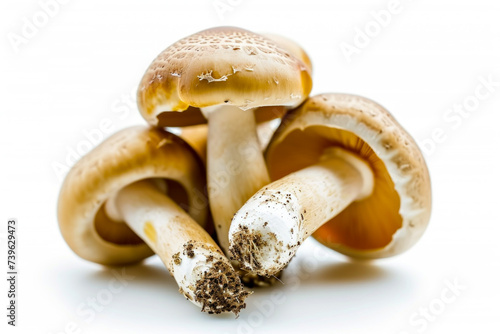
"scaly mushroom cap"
266,93,431,258
58,126,208,265
137,26,312,127
261,33,312,74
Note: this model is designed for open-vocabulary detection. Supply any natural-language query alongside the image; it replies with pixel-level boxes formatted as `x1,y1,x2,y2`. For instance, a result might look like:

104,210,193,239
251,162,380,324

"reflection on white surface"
46,239,422,334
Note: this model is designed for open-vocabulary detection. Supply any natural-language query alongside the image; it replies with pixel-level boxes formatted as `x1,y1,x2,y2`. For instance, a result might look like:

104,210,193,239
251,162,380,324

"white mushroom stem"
204,105,271,253
228,147,375,277
106,180,249,314
256,119,280,151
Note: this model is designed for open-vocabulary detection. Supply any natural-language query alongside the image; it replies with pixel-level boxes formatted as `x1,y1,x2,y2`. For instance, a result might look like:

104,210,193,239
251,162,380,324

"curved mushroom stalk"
109,180,250,314
228,148,374,277
204,105,271,252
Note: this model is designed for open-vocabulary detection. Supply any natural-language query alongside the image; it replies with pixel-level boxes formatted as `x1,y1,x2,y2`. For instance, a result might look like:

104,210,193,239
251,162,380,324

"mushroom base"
111,180,250,315
172,242,251,315
233,260,283,287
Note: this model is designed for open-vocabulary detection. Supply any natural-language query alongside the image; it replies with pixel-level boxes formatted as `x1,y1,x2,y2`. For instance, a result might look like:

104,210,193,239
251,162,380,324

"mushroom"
57,126,250,314
228,94,432,277
137,26,312,257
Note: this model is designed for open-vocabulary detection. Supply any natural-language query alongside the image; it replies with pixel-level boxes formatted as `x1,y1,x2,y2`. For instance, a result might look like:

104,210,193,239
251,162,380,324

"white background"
1,0,499,333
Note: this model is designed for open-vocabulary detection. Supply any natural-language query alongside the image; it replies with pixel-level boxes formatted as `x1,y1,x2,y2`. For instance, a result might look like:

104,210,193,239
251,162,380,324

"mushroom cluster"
57,27,431,316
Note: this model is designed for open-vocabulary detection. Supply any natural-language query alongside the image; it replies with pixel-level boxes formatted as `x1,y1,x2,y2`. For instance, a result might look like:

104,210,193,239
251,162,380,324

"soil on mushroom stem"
234,261,283,288
178,241,251,315
195,260,251,315
230,225,298,279
183,243,195,258
229,225,288,276
230,225,267,271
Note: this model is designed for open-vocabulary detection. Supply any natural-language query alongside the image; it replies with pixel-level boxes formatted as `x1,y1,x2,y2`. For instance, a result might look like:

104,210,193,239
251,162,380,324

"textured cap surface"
266,93,431,258
138,26,312,127
261,33,312,74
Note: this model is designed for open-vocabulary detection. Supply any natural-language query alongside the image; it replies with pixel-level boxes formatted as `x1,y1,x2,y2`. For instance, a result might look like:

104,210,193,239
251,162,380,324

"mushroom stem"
256,119,280,151
205,105,271,253
109,180,250,315
228,147,375,277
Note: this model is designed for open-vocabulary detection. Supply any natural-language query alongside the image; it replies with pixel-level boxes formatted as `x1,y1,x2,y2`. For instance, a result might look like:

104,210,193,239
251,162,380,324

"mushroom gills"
106,179,249,315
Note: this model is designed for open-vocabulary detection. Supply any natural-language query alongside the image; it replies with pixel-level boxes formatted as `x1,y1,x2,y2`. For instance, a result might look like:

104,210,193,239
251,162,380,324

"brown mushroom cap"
261,33,313,74
57,126,208,265
252,33,313,124
266,93,431,258
137,26,312,127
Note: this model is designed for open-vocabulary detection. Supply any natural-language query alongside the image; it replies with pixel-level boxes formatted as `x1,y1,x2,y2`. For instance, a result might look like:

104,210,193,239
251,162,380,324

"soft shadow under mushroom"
88,262,175,289
287,260,390,285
